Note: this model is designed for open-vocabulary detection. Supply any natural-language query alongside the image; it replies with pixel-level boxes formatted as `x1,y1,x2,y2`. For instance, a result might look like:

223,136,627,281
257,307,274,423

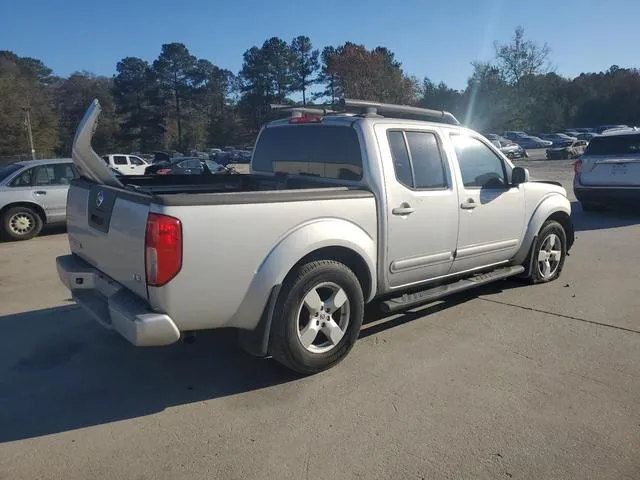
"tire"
269,260,364,374
528,220,567,284
2,206,43,241
523,150,529,158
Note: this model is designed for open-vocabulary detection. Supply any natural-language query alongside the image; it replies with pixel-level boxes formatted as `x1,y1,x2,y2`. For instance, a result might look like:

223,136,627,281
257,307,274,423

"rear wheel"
529,220,567,284
269,260,364,374
2,206,43,241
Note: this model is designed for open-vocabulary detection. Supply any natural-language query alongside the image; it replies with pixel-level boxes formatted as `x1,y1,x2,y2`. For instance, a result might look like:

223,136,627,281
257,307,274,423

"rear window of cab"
251,125,363,181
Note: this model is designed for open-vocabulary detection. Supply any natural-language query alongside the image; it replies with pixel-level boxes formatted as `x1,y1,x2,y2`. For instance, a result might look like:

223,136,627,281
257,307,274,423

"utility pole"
23,107,36,160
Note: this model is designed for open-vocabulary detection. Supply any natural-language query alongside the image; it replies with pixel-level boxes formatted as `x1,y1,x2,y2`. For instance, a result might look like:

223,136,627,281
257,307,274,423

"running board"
380,265,525,314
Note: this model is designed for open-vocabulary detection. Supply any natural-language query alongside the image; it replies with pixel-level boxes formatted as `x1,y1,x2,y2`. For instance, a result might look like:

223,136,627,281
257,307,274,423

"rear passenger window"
113,155,128,165
406,132,446,188
387,130,447,189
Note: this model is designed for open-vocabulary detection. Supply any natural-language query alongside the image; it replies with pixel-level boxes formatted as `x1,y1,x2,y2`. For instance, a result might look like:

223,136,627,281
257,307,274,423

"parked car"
144,156,227,175
563,130,581,138
102,154,150,175
491,140,528,159
515,136,553,149
593,124,629,134
56,98,574,374
539,133,578,146
577,132,599,141
502,131,530,142
546,140,588,160
0,158,77,240
573,128,640,211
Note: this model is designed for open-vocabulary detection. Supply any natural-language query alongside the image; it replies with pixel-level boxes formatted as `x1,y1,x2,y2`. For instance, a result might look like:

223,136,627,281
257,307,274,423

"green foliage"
0,51,59,157
1,28,640,159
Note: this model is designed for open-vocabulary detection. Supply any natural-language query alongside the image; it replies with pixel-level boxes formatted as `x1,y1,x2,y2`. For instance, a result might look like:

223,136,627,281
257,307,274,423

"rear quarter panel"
149,193,378,331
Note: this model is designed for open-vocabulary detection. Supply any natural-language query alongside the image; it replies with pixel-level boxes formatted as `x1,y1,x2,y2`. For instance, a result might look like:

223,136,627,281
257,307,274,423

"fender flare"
512,193,574,266
235,218,377,357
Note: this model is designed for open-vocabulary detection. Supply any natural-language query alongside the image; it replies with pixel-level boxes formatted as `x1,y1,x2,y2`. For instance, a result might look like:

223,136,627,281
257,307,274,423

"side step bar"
380,265,525,314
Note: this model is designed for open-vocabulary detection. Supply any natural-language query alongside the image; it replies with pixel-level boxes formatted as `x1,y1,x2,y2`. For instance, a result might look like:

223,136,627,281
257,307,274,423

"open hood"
71,99,124,187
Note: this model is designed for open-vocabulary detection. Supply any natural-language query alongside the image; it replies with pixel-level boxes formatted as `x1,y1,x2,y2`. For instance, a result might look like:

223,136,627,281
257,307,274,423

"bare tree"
494,26,553,85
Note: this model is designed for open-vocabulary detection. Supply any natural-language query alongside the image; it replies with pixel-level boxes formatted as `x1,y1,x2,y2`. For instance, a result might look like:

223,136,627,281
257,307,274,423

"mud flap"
237,284,282,358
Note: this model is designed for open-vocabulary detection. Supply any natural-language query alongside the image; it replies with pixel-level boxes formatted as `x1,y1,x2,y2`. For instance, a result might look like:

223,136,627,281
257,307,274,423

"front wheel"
269,260,364,374
529,220,567,284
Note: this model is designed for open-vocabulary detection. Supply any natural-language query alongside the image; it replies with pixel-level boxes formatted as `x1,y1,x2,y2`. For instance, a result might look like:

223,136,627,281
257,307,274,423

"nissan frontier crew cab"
56,98,575,374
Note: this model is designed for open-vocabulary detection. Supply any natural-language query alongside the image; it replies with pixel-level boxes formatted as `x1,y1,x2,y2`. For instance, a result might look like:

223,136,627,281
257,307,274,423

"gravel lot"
1,159,639,480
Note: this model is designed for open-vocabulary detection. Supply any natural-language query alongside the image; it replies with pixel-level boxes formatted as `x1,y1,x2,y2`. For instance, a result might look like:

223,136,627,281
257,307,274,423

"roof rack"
339,98,460,126
268,99,461,126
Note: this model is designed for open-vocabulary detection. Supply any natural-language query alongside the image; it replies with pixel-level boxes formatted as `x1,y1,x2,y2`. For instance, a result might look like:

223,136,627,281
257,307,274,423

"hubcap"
9,213,34,235
537,233,562,279
296,281,350,354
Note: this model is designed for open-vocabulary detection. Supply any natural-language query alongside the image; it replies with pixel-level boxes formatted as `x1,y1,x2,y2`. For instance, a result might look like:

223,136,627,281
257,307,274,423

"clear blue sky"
1,0,638,90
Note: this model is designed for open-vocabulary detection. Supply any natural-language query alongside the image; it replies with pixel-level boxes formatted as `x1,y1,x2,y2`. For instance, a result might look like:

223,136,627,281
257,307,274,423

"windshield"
0,163,24,183
584,134,640,155
252,125,363,180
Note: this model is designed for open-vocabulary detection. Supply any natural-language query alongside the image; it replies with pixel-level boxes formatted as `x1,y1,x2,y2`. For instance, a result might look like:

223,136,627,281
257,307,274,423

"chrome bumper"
56,254,180,346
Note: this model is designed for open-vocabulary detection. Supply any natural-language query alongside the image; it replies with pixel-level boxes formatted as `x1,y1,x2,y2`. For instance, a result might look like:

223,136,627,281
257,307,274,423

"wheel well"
285,246,372,300
0,202,46,224
547,211,574,251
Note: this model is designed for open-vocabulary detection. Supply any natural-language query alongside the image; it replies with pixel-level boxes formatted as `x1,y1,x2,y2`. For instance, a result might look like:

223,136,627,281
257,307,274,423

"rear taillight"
156,168,172,175
573,159,582,174
145,213,182,287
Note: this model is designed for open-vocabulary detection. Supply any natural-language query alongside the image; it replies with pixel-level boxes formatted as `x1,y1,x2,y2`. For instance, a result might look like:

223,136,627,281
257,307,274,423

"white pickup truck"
102,154,149,175
56,99,574,374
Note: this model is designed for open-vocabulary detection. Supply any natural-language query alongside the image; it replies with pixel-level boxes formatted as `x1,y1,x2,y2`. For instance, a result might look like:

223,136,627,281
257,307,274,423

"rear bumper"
56,254,180,346
574,183,640,205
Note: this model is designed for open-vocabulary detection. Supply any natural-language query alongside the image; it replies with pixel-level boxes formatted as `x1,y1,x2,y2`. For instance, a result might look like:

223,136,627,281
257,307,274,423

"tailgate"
66,181,151,300
66,98,151,300
579,156,640,186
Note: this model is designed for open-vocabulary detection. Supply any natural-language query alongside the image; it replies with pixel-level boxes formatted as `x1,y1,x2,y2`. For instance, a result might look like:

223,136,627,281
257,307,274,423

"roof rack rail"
338,98,460,126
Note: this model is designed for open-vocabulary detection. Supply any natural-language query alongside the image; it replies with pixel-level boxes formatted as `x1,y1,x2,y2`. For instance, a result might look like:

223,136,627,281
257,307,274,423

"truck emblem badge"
96,190,104,207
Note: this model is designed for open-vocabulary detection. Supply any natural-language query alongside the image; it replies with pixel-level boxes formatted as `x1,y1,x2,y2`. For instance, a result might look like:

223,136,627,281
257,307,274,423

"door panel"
111,155,130,174
128,156,148,175
376,125,459,289
449,133,525,273
33,163,76,222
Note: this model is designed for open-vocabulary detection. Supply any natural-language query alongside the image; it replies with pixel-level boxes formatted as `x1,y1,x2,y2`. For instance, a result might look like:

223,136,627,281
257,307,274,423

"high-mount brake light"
289,114,323,124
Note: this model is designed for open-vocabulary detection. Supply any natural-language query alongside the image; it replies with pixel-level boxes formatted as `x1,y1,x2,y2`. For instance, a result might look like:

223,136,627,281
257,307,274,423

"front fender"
229,217,377,330
512,192,573,265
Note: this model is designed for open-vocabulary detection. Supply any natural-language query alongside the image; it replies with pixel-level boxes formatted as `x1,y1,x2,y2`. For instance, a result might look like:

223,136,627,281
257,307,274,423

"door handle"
34,191,47,196
460,199,476,209
392,203,415,216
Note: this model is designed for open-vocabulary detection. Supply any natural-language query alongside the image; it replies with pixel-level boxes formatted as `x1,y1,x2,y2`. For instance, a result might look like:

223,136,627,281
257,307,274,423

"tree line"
2,26,640,158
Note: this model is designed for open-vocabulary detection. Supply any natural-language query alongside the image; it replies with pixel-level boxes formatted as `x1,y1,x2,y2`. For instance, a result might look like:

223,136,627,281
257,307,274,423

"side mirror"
512,166,529,186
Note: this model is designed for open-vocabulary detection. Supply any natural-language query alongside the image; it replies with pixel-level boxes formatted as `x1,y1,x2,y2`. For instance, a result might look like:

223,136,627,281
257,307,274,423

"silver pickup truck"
56,99,574,374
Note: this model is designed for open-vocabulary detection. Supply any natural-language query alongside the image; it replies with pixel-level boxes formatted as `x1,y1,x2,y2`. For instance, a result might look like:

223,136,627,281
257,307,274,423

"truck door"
375,124,460,289
448,132,525,273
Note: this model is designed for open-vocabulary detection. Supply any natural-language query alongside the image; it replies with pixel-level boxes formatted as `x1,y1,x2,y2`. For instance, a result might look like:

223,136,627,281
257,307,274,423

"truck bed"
64,175,377,338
